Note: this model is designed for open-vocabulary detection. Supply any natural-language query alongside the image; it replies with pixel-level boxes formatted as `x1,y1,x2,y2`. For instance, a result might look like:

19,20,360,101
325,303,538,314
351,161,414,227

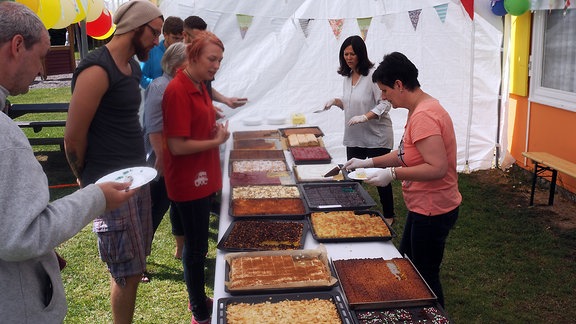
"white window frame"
530,10,576,112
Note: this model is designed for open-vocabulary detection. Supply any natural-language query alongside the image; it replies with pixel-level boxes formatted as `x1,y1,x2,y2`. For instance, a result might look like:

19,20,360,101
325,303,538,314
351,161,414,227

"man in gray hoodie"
0,2,137,323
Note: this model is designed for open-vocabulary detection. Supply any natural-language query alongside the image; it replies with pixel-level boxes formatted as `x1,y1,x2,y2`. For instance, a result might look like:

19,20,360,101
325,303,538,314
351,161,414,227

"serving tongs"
323,164,343,177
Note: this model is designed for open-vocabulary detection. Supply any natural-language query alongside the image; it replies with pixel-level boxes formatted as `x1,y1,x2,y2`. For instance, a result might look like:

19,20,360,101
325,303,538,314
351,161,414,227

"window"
530,9,576,112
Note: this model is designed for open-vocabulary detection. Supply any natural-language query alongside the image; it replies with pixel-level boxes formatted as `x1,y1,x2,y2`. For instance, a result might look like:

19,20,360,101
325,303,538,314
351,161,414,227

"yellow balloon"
16,0,40,13
37,0,62,29
52,0,77,29
92,24,116,40
86,0,104,22
73,0,88,23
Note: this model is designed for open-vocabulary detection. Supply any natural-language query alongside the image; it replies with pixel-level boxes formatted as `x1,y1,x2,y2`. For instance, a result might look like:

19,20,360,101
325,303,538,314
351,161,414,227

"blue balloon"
492,0,508,16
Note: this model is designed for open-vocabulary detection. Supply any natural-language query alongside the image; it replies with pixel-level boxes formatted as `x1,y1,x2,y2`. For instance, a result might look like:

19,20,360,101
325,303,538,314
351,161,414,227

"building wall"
508,94,576,194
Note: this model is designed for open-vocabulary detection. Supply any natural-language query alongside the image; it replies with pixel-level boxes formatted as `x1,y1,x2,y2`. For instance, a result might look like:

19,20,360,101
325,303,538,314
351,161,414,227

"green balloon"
504,0,531,16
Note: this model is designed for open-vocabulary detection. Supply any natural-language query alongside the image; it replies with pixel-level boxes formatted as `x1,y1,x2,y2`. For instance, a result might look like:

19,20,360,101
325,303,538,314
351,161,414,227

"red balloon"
86,8,112,38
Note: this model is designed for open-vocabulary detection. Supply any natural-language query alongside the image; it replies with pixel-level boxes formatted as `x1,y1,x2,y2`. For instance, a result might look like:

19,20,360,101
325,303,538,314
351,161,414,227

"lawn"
10,88,576,323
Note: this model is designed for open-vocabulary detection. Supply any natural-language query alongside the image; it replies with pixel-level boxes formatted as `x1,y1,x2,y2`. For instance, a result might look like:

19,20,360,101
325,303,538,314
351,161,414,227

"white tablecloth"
210,121,402,323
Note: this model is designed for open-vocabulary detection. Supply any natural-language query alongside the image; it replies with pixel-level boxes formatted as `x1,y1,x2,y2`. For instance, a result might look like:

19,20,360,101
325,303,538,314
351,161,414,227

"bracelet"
390,167,397,180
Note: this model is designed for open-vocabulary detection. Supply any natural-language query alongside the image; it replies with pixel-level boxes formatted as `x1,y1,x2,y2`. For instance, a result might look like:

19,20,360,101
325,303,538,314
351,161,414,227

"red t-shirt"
162,70,222,202
398,98,462,215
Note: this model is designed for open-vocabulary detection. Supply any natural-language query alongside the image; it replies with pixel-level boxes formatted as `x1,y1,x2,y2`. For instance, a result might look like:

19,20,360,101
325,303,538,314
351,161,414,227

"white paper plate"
347,168,382,180
95,166,157,189
243,116,262,126
267,115,287,125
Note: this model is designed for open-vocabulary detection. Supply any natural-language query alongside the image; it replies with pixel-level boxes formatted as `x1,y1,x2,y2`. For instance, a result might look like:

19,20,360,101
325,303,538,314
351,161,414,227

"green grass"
16,88,576,323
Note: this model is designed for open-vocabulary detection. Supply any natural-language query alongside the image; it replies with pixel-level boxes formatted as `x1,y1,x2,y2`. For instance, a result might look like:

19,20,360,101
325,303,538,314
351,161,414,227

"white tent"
159,0,505,172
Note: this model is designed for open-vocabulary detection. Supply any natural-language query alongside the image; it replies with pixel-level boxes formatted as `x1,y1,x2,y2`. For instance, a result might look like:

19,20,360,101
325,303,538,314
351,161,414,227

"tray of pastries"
293,164,347,182
233,138,282,150
309,210,396,242
290,146,332,165
229,170,295,187
350,302,452,324
332,257,436,310
229,149,285,161
229,185,308,219
279,126,324,137
230,159,288,174
217,291,353,324
232,129,280,140
224,245,338,294
217,219,308,252
298,182,376,211
285,133,325,148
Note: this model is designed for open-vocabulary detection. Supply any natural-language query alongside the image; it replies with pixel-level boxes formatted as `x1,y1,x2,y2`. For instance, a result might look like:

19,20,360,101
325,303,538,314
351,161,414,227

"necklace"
183,68,202,89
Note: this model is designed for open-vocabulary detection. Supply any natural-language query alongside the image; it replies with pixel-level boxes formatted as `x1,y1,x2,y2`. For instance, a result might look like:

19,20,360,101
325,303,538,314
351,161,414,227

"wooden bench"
522,152,576,206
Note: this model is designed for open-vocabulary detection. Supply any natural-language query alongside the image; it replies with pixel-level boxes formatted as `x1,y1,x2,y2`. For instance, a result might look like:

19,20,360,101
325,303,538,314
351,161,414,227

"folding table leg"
548,169,557,205
530,163,538,206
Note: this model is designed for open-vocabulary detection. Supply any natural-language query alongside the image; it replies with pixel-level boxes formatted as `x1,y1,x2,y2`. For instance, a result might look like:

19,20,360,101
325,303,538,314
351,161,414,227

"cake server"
386,261,403,281
323,164,343,177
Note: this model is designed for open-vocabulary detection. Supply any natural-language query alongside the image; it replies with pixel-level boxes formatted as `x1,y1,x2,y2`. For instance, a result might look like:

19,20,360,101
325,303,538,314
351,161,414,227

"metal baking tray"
216,291,353,324
298,182,376,211
308,210,397,243
232,129,281,140
229,159,288,175
293,164,348,183
278,126,324,137
229,197,309,219
217,219,308,252
229,170,295,187
229,149,286,161
350,301,452,324
290,146,332,165
224,247,337,295
233,138,282,150
333,257,437,310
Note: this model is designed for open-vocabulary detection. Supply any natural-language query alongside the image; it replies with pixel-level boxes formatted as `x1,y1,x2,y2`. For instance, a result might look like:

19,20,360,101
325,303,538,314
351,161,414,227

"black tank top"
72,46,146,185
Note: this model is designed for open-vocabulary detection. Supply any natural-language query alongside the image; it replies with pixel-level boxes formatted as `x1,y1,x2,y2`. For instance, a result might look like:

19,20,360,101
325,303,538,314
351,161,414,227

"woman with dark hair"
344,52,462,307
162,31,230,324
324,35,395,224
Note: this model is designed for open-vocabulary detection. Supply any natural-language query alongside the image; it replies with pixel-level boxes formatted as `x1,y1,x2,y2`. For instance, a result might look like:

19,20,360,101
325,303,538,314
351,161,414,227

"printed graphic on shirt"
195,171,208,187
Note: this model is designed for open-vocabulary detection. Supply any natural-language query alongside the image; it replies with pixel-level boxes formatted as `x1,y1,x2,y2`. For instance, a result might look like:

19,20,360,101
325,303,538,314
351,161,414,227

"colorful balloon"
86,8,112,38
37,0,62,29
92,24,116,40
503,0,531,16
86,0,104,22
491,0,508,16
16,0,40,13
52,0,78,29
72,0,88,23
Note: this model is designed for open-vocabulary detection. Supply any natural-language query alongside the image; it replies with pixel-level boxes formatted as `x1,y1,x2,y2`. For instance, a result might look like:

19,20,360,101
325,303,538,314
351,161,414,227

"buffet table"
210,122,402,323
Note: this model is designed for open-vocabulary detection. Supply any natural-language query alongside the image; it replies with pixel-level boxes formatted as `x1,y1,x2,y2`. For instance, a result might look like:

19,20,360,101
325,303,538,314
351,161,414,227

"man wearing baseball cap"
64,1,163,323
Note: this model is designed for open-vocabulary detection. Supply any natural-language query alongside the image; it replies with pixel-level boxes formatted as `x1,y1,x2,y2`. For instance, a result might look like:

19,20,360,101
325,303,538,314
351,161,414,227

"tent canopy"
160,0,504,172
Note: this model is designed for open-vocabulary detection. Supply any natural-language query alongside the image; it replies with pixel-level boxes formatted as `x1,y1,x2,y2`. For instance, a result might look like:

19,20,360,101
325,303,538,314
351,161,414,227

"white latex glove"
344,157,374,171
324,99,336,109
348,114,368,126
365,168,394,187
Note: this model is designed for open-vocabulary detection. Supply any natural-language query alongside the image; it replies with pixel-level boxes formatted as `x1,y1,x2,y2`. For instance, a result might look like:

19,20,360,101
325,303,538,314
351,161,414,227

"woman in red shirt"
162,31,229,324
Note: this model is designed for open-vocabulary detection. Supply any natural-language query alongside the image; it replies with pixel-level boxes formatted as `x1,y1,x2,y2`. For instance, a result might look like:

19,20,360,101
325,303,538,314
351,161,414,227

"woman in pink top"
344,52,461,307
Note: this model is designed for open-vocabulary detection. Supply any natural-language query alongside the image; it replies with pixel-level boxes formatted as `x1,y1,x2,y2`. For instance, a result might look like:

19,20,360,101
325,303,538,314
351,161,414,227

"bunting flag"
461,0,474,20
299,18,312,38
357,17,372,40
434,3,449,23
236,14,253,39
328,19,344,40
408,9,422,31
